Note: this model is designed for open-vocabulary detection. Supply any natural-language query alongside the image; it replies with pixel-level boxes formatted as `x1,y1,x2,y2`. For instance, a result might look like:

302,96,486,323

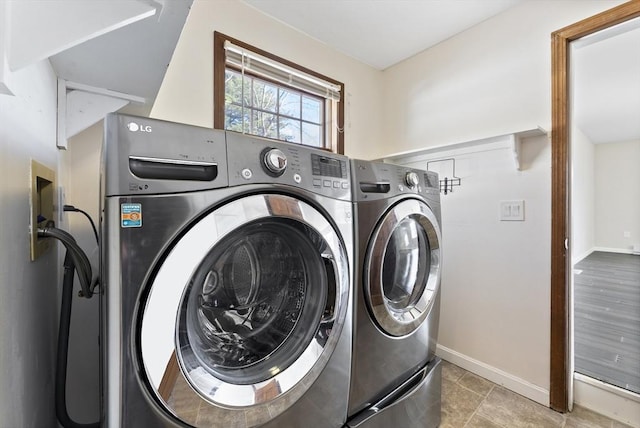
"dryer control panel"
351,159,440,205
226,132,351,201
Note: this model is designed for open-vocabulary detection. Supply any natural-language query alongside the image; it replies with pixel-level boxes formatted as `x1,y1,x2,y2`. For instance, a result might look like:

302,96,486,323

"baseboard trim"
572,247,596,264
436,345,549,406
593,246,636,255
574,373,640,428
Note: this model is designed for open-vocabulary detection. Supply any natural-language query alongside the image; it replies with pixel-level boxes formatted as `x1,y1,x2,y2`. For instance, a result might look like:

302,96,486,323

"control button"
313,179,322,187
323,180,332,187
241,168,252,180
293,173,302,184
263,148,287,176
405,171,420,188
333,181,340,188
341,182,349,189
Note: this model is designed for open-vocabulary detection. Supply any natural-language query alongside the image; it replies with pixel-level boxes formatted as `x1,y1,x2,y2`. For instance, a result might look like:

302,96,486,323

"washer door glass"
178,219,327,385
138,194,349,426
366,199,441,337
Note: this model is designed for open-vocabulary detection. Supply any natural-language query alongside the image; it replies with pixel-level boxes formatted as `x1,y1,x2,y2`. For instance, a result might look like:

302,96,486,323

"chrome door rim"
138,193,349,424
365,198,441,337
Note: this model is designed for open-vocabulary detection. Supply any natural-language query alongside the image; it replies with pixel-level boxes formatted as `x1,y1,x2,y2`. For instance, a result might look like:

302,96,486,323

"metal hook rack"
426,158,461,195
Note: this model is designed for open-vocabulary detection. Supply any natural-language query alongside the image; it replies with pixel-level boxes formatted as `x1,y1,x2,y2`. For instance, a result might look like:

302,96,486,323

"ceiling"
241,0,524,70
47,0,639,145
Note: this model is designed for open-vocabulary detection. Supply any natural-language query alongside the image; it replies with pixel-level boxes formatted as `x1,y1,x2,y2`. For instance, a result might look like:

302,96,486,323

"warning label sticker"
121,203,142,228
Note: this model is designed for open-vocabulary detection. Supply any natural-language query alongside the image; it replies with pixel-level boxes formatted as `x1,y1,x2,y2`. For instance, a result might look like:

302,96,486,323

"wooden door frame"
549,0,640,412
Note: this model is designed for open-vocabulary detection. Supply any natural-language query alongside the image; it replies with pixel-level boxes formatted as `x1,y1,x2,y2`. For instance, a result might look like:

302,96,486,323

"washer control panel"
263,148,288,176
227,132,350,201
310,153,350,192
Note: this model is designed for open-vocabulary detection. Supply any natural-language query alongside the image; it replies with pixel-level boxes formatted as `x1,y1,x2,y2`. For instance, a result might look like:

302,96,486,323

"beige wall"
62,0,631,416
151,0,384,160
380,0,625,155
380,0,626,404
59,122,103,423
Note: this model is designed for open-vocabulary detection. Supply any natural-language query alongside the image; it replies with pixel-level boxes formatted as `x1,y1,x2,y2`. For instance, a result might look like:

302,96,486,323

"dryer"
100,114,353,427
346,159,442,428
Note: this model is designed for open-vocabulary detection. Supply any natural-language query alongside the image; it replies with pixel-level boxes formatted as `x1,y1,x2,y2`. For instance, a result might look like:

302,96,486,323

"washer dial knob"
263,148,287,176
405,171,420,188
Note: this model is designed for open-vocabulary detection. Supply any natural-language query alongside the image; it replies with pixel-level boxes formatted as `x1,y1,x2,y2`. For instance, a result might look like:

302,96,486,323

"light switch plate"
500,200,524,221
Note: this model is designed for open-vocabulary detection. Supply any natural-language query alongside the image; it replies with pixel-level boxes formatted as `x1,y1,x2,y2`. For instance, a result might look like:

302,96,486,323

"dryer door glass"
138,194,349,424
382,217,430,311
366,199,441,337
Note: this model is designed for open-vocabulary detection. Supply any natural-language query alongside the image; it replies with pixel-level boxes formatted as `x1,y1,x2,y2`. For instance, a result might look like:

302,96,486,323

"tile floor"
441,360,633,428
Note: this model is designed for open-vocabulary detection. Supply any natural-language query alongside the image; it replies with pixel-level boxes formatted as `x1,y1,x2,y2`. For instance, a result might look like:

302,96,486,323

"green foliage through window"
224,69,324,148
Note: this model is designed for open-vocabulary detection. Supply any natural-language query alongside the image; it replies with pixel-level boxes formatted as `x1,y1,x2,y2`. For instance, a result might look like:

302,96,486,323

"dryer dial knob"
405,171,419,188
263,149,287,176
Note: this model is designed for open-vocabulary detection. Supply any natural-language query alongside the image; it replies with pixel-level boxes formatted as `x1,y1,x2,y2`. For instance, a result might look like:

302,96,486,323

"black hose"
38,226,95,298
55,252,100,428
63,205,99,245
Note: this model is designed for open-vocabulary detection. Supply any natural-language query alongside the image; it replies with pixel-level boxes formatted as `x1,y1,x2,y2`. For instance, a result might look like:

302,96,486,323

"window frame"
214,32,345,154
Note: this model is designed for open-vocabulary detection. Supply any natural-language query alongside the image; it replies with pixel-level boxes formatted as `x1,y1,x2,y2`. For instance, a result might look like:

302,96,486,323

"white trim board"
593,246,638,255
574,373,640,427
573,247,638,264
376,127,546,170
436,345,550,407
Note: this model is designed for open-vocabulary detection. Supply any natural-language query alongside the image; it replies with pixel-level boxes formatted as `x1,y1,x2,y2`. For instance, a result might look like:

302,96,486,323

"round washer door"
138,193,349,426
365,198,441,337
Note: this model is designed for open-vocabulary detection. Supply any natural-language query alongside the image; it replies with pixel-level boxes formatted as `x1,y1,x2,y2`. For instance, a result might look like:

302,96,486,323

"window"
214,32,344,154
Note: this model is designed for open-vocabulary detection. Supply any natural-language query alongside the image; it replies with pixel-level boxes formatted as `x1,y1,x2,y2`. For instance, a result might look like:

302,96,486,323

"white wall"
0,60,60,427
571,137,640,258
571,126,596,263
150,0,384,159
379,0,625,405
594,139,640,252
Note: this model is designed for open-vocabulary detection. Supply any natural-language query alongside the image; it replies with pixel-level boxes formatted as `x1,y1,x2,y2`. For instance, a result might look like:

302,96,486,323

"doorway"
550,0,640,416
569,17,640,421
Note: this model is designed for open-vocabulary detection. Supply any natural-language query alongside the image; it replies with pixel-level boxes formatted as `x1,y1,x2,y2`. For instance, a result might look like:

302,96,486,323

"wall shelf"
378,127,547,171
57,79,145,149
1,0,158,147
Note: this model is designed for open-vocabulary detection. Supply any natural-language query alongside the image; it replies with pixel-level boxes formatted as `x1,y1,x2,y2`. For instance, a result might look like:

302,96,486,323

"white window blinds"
224,41,341,101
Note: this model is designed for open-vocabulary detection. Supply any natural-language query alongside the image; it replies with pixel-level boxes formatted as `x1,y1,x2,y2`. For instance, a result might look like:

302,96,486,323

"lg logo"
127,122,152,133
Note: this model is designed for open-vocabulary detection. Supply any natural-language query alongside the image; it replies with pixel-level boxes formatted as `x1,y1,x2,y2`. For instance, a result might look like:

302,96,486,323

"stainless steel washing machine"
100,114,353,427
346,159,442,428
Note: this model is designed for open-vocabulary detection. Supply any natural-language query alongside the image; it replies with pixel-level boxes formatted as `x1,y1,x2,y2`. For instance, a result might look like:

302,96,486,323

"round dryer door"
137,194,349,426
365,198,441,337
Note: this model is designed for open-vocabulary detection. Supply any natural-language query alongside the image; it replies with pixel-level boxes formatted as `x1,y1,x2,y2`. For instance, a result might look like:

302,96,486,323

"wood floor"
574,251,640,395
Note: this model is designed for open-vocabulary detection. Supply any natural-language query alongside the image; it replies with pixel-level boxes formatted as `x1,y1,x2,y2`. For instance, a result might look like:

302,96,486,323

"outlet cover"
30,160,56,261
